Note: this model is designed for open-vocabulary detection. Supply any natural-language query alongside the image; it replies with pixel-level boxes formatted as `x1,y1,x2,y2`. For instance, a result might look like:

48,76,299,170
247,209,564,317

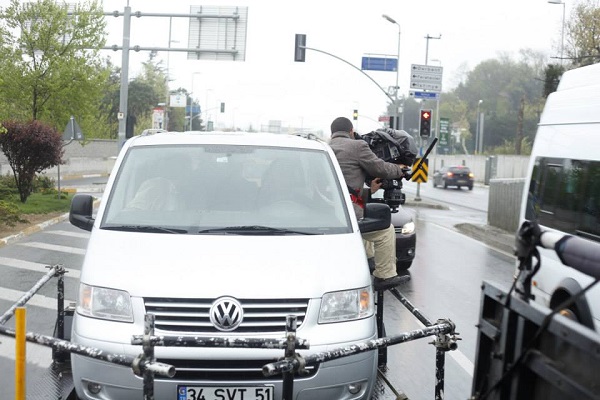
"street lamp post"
382,14,401,129
164,18,180,131
548,0,566,65
189,72,201,131
476,100,483,154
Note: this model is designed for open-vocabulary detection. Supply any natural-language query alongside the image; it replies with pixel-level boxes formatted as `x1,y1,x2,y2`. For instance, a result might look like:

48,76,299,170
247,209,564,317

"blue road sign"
186,105,202,114
361,56,397,72
410,91,439,100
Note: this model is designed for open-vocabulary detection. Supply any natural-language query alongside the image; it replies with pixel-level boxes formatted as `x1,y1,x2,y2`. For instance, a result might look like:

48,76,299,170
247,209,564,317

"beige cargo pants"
362,223,397,279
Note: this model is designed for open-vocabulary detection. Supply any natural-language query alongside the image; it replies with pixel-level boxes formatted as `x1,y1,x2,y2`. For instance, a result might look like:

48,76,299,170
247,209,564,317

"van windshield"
101,144,352,235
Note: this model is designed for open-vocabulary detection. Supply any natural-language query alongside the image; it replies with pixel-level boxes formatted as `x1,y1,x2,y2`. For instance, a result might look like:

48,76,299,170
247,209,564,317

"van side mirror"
358,203,391,233
70,194,95,231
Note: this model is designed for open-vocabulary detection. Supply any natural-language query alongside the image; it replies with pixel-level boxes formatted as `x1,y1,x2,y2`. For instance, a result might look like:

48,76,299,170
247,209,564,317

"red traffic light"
419,109,432,138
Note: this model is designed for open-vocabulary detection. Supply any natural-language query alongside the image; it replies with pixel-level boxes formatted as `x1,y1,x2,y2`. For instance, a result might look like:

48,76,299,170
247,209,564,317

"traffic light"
294,34,306,62
353,109,358,120
220,102,225,113
419,109,432,138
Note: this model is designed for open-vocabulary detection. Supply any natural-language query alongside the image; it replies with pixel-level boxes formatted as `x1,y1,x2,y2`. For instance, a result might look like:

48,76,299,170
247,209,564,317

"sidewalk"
403,195,516,256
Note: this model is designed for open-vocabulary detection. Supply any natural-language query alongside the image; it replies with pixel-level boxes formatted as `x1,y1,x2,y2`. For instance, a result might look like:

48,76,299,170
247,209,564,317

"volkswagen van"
68,131,388,399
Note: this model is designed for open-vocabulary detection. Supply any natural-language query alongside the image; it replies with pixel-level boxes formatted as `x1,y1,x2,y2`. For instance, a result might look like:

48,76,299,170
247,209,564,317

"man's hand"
370,178,383,193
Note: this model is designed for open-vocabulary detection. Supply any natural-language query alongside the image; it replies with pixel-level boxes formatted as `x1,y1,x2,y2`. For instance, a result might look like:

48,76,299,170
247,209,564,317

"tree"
0,120,63,202
566,0,600,67
0,0,109,133
451,52,544,154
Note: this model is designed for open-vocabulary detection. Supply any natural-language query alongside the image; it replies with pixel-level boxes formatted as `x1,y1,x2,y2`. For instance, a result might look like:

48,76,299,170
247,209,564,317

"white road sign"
411,64,443,75
410,64,443,93
410,81,442,91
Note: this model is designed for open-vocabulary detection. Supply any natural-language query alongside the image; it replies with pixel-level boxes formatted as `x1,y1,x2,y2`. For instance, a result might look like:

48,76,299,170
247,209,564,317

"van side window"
527,156,600,241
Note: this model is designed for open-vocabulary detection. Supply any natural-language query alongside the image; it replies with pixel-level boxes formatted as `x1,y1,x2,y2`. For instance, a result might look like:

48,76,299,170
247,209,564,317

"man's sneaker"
373,274,410,291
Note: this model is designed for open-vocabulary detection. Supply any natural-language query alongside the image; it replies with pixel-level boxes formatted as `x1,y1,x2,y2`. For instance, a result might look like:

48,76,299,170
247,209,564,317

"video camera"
357,128,418,211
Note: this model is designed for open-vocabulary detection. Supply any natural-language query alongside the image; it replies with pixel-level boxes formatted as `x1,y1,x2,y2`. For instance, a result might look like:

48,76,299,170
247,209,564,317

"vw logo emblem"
210,297,243,332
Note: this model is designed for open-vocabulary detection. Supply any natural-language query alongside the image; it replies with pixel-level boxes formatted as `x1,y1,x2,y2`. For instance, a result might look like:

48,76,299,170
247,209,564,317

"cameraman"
329,116,409,291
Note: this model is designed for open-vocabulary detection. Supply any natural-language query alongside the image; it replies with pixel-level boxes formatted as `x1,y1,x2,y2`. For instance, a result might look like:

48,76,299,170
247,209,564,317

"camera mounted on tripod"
357,128,418,211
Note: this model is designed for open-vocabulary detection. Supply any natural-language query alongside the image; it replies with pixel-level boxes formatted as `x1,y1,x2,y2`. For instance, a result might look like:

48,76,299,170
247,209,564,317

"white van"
68,131,389,399
519,62,600,331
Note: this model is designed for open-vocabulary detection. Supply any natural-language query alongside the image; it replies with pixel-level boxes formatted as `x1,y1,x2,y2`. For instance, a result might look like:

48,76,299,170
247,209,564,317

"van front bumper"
71,331,378,400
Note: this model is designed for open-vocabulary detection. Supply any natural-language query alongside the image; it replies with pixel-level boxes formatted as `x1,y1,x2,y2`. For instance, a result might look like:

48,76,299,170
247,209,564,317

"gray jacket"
329,131,405,218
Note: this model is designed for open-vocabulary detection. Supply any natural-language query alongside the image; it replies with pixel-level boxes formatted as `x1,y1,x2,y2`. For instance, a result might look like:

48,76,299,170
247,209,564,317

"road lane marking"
17,242,86,255
432,222,516,259
44,230,90,239
0,287,75,310
407,312,474,377
0,257,80,279
0,338,53,367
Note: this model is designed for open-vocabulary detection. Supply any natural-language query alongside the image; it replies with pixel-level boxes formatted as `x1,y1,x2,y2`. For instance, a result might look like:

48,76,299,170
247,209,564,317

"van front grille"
143,297,309,334
156,358,319,381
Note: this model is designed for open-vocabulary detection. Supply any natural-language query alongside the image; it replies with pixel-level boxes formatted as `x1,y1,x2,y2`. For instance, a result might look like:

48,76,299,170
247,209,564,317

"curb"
0,199,101,248
454,223,516,255
0,213,69,248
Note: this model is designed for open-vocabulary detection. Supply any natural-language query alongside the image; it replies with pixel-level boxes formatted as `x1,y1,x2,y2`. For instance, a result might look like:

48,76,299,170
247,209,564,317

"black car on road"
433,165,474,190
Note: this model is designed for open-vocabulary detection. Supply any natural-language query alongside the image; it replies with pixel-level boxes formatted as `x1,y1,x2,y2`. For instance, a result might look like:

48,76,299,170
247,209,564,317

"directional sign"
411,64,443,75
411,158,428,183
411,73,443,84
410,91,439,100
410,81,442,91
361,56,397,72
410,64,443,93
439,118,450,145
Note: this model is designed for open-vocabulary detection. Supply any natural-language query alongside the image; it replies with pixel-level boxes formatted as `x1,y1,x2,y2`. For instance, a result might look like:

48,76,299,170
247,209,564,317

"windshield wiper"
102,225,188,234
197,225,314,235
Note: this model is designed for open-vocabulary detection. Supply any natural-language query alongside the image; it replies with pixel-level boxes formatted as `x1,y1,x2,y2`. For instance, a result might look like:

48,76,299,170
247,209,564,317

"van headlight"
318,287,374,323
401,221,415,234
77,283,133,322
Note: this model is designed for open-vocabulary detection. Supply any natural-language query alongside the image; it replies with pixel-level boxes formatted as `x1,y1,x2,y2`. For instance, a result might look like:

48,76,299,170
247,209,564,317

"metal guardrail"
0,265,461,400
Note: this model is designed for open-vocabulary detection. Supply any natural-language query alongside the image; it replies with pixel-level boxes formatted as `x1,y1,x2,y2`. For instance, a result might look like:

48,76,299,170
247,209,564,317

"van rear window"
527,156,600,241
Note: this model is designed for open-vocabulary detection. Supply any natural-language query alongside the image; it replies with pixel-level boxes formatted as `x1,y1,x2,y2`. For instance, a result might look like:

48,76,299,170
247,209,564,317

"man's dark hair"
331,117,353,134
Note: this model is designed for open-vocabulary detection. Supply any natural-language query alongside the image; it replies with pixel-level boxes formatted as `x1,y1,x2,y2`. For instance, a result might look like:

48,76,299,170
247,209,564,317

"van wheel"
559,308,579,322
397,261,412,273
468,185,473,191
443,181,448,189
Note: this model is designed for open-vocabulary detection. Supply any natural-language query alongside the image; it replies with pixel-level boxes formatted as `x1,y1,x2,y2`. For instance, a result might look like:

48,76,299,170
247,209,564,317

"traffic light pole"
295,44,395,107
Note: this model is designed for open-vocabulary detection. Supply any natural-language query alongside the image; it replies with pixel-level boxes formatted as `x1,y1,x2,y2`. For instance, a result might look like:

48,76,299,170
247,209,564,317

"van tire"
397,261,412,273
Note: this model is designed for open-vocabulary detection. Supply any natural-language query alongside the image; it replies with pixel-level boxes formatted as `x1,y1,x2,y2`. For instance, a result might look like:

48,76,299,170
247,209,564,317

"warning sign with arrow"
411,158,429,183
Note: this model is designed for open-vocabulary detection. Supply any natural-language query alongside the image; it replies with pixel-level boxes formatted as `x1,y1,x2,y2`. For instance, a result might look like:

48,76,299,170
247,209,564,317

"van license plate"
178,385,274,400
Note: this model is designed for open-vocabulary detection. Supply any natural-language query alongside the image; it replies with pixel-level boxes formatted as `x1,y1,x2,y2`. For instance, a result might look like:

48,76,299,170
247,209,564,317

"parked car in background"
433,165,474,190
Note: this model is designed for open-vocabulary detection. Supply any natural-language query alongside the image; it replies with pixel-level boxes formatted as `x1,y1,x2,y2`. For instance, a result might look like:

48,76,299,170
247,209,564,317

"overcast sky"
14,0,572,134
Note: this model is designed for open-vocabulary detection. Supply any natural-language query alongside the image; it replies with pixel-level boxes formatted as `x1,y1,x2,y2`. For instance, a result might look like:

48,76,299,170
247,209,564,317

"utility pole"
424,34,441,65
414,34,441,202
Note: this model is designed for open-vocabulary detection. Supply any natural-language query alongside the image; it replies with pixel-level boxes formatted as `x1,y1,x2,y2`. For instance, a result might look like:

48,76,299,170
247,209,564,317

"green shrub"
33,174,56,192
0,200,24,227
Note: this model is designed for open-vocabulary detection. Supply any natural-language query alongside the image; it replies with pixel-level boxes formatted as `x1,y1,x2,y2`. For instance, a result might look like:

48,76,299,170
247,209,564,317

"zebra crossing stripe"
44,230,90,239
17,242,86,255
0,257,80,279
0,287,75,310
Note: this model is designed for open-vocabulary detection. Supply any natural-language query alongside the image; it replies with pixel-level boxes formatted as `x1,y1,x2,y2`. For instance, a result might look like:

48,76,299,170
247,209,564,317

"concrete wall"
488,178,526,234
0,139,119,178
431,155,530,182
1,139,530,181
